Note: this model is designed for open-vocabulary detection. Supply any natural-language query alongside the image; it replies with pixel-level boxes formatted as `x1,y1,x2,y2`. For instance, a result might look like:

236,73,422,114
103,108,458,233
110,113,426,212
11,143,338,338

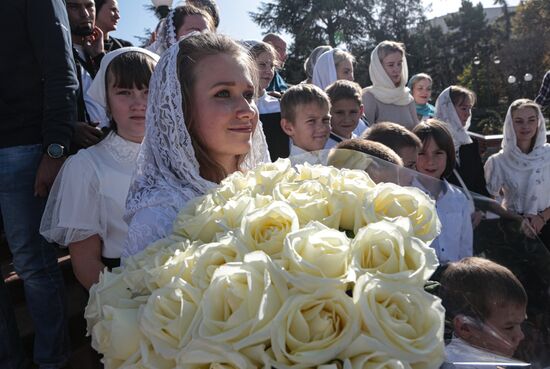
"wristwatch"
46,143,65,159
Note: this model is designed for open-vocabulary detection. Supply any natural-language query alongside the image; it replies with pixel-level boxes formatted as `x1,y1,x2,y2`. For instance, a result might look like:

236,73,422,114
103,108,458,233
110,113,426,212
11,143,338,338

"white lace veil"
125,35,270,222
146,8,178,55
434,87,473,152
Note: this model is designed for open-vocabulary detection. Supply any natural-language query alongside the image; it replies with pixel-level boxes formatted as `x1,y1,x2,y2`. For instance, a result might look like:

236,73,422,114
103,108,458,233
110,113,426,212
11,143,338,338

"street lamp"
151,0,173,18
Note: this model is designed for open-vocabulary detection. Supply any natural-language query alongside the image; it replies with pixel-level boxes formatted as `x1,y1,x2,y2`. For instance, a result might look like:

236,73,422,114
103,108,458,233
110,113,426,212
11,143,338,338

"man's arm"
29,0,79,196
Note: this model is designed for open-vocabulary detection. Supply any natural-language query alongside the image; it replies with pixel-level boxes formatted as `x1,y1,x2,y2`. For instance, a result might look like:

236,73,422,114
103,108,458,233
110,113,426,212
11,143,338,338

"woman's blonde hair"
333,49,355,69
177,32,257,183
510,98,542,151
377,40,405,63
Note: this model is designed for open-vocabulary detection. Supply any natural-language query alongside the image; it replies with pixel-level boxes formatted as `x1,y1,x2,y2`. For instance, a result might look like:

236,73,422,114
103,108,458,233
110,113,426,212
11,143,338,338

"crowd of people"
1,0,550,368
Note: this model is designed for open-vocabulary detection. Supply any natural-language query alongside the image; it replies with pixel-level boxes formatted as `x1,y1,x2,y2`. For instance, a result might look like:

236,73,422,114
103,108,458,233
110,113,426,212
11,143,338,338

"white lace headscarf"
312,49,337,90
125,34,270,222
146,8,178,55
363,42,413,106
434,87,473,154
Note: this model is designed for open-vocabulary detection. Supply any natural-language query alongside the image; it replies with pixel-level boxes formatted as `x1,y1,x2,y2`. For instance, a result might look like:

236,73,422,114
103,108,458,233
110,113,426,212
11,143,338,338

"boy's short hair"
325,80,362,106
280,84,330,123
440,257,527,322
335,139,403,166
412,118,455,178
362,122,422,153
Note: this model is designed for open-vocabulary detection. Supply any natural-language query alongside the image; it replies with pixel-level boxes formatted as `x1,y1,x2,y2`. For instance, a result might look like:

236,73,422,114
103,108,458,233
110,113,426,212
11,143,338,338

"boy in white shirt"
280,84,331,160
440,257,528,368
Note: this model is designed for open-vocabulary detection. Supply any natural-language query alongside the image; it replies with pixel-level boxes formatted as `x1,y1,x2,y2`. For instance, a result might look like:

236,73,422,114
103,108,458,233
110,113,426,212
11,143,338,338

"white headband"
87,47,160,109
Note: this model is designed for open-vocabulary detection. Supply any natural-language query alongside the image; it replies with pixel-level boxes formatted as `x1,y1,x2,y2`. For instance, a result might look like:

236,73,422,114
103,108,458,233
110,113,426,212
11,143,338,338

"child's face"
453,96,473,127
382,52,403,87
396,146,419,170
107,81,148,143
330,99,363,139
256,51,276,92
176,14,209,40
192,53,258,164
466,302,526,358
512,106,538,147
416,137,447,179
282,102,331,152
412,78,432,105
335,59,354,81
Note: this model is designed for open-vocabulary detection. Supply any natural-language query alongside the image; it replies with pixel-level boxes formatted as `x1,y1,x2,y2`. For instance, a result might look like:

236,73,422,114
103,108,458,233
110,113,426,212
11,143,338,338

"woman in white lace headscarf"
147,4,215,55
302,45,332,84
40,48,158,289
485,99,550,246
123,33,270,258
312,48,355,90
362,41,418,129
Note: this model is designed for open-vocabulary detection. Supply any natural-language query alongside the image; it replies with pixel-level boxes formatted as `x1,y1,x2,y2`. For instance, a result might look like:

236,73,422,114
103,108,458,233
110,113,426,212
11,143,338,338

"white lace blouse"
40,132,141,258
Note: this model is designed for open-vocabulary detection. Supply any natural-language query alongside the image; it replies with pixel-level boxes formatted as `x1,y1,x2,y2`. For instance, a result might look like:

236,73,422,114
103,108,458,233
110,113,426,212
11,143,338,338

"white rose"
339,335,412,369
177,339,256,369
271,288,360,369
239,201,299,259
283,221,351,291
353,276,445,369
105,340,176,369
215,170,256,203
138,278,202,359
190,235,248,290
360,183,441,243
91,305,145,362
251,158,297,195
349,219,438,285
295,162,339,186
173,202,224,243
273,180,341,228
197,251,288,351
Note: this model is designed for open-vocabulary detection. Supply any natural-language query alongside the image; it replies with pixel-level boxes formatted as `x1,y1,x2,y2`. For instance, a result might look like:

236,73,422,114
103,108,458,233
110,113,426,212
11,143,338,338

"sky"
113,0,521,46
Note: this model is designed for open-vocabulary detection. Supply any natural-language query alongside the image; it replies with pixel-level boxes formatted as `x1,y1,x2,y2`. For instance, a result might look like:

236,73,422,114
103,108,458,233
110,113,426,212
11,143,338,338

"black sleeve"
28,0,78,151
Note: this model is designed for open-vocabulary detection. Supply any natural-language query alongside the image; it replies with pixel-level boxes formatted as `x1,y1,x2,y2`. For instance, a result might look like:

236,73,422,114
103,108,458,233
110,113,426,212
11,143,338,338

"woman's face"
412,78,432,105
381,52,403,87
107,80,148,143
336,59,354,81
256,51,275,92
512,106,538,147
176,14,209,40
453,96,473,127
191,53,258,168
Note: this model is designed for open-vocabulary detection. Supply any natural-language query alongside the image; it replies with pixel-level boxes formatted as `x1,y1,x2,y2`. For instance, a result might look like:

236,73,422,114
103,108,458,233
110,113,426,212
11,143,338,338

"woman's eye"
215,90,230,98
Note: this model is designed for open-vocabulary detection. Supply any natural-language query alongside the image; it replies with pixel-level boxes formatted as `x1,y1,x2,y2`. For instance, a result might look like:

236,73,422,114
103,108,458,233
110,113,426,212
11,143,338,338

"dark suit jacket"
448,140,490,197
260,112,289,161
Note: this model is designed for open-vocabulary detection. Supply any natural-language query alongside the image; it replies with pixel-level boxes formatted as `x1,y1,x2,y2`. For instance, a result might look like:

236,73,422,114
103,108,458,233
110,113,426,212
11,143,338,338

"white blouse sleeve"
484,155,503,198
40,151,105,246
459,199,474,260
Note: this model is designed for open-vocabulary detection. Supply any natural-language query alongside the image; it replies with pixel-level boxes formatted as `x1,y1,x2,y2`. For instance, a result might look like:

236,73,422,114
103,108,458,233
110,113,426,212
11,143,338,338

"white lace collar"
102,132,141,164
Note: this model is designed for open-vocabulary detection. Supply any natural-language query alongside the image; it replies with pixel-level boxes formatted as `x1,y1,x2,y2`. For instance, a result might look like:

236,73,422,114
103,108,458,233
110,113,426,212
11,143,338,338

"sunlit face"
416,137,447,179
66,0,95,36
330,99,363,139
463,303,526,358
176,14,209,39
454,96,473,127
382,52,403,87
255,51,275,93
107,81,148,144
192,53,258,167
397,146,419,170
512,106,539,148
96,0,119,33
282,102,331,152
412,78,432,105
336,59,354,81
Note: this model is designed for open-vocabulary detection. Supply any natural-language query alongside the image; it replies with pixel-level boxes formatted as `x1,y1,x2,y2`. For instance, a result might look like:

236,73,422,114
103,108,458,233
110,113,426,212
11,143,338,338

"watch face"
48,144,64,158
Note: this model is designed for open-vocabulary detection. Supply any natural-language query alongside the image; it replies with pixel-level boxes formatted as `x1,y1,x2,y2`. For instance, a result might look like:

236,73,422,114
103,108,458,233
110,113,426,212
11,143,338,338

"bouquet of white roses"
86,159,445,369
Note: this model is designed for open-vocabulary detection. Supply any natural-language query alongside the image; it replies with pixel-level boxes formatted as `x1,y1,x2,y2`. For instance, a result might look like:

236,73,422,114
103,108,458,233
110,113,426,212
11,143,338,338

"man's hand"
83,27,105,57
34,155,65,197
73,121,103,148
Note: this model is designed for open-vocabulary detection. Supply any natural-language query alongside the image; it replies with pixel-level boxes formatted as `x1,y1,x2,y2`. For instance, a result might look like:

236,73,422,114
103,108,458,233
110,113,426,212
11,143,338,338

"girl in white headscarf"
123,33,270,258
146,4,215,55
436,86,490,202
302,45,332,84
40,48,159,289
485,99,550,247
362,41,418,129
